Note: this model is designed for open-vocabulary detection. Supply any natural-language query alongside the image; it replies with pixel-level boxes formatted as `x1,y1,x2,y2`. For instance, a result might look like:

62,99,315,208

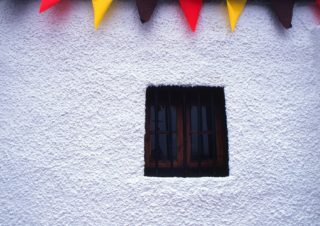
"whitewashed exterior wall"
0,0,319,225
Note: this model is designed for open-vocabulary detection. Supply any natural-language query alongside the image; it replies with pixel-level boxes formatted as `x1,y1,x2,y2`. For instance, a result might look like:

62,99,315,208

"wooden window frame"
145,86,229,177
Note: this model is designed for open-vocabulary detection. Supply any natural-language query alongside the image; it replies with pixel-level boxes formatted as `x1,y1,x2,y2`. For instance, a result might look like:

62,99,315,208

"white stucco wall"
1,0,320,225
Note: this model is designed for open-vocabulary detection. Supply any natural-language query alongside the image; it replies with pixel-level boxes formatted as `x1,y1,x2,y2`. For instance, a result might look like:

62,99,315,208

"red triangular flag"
179,0,203,31
271,0,295,29
136,0,158,23
39,0,61,13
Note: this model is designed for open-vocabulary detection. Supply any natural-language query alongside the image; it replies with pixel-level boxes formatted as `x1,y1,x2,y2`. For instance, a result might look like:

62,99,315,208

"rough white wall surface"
0,0,319,225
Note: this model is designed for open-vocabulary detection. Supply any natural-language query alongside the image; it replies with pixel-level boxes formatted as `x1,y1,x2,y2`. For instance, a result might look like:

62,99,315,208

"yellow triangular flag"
92,0,113,29
227,0,247,32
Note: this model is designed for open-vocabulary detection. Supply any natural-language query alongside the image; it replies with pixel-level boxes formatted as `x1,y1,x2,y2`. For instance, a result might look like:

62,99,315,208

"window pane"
151,105,176,132
191,105,214,132
151,105,155,132
170,106,177,132
151,134,167,160
159,134,167,160
151,134,155,158
191,134,214,160
202,134,209,157
170,134,177,160
157,105,166,132
207,105,215,132
201,106,207,131
191,106,198,131
151,133,177,161
192,105,212,132
208,133,216,159
191,134,198,160
191,134,216,160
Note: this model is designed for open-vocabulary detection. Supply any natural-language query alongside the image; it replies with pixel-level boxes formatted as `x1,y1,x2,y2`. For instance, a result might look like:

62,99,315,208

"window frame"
144,86,229,177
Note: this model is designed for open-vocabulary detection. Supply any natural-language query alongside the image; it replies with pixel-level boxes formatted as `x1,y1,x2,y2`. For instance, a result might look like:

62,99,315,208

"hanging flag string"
271,0,295,29
136,0,158,23
179,0,203,31
37,0,318,31
39,0,60,13
227,0,247,32
92,0,113,29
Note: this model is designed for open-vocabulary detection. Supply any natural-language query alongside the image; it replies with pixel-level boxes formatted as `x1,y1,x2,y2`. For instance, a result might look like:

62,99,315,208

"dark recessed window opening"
144,86,229,177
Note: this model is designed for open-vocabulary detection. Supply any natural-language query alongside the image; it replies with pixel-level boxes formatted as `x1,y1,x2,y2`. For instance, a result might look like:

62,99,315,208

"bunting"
136,0,158,23
36,1,318,31
227,0,247,32
271,0,295,29
39,0,60,13
92,0,113,29
179,0,203,31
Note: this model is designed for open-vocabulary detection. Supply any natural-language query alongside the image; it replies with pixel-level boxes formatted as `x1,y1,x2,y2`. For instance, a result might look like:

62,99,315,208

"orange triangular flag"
39,0,61,13
179,0,203,31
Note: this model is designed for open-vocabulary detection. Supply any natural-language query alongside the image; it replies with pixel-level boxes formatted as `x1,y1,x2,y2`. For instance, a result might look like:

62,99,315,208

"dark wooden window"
145,86,229,177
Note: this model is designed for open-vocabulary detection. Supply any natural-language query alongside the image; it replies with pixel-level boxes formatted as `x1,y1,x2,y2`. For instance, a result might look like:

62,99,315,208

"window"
145,86,229,177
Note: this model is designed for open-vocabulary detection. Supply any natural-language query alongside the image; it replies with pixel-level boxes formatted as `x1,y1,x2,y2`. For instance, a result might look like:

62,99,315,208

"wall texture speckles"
0,0,319,225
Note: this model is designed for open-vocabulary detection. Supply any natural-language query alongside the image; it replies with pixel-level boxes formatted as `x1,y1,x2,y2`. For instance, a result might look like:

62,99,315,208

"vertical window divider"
197,93,204,173
166,92,174,170
210,91,217,160
182,91,187,177
154,90,159,176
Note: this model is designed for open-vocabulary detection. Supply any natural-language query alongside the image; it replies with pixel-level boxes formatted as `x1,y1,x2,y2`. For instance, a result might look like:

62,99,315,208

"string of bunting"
39,0,319,31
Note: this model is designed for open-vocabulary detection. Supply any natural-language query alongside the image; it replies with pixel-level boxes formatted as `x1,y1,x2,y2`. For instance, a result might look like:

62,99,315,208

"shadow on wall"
3,0,72,24
310,2,320,23
312,28,320,73
4,0,34,16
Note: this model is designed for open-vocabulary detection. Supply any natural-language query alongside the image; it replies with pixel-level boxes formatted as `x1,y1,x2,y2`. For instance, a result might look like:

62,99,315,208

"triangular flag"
39,0,60,13
227,0,247,32
136,0,158,23
317,0,320,7
92,0,113,29
179,0,203,32
271,0,295,29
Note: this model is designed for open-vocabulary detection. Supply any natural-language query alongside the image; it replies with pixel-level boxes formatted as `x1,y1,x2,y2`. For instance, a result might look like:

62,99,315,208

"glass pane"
202,135,209,157
151,134,155,158
151,134,167,160
171,134,177,160
151,133,177,161
202,106,208,131
192,105,211,132
207,105,215,131
191,104,216,132
191,134,198,160
170,106,177,132
159,134,167,160
191,106,198,131
192,134,213,160
208,133,216,159
151,105,155,132
151,105,177,132
157,105,166,132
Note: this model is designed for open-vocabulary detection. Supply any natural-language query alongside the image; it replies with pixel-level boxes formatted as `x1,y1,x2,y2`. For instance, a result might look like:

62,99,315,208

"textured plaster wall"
0,0,320,225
